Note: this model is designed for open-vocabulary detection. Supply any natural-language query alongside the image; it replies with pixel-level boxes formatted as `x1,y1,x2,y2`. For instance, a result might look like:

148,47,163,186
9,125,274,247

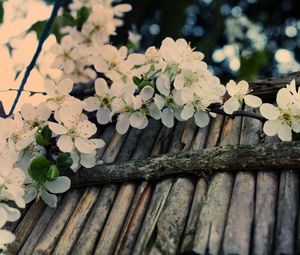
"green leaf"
140,80,154,89
28,12,76,42
51,13,76,42
0,0,5,25
35,132,46,146
28,20,47,40
47,165,59,181
35,125,52,146
41,125,52,143
28,156,51,183
56,153,73,170
76,6,91,29
133,76,142,86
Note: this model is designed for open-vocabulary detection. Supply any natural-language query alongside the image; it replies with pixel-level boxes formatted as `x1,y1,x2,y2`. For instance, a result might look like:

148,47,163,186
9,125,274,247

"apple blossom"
224,80,262,114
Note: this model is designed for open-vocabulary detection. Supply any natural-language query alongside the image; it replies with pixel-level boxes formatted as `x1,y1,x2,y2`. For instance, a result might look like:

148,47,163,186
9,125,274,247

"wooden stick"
67,141,300,187
250,71,300,100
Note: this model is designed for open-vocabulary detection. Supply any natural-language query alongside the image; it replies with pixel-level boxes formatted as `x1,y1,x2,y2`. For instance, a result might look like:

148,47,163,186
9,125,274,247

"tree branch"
6,0,64,117
66,141,300,187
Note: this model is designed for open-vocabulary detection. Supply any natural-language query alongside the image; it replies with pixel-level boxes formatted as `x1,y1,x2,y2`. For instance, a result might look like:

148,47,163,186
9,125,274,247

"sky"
0,0,58,114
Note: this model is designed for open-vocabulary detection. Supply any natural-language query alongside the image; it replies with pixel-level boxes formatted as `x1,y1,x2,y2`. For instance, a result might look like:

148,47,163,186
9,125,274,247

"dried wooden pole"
66,141,300,187
250,71,300,100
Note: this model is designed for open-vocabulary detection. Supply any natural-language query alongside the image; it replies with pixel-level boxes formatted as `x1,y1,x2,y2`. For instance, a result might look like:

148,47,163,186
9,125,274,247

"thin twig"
209,108,265,122
0,88,46,95
6,0,64,117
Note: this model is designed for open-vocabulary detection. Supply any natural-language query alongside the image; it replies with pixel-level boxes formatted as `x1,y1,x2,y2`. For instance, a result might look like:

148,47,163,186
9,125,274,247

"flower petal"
194,111,210,127
37,102,52,121
156,74,170,96
226,80,237,97
95,78,109,96
263,119,281,136
244,95,262,108
129,112,146,128
96,107,111,125
238,80,249,94
181,104,195,120
0,229,15,248
24,186,38,204
162,108,174,128
74,137,95,154
21,103,36,121
48,122,68,135
57,78,73,95
57,135,74,152
260,103,280,120
45,176,71,194
140,86,154,101
278,123,292,141
148,104,161,120
116,113,130,134
77,120,97,138
223,97,240,114
0,208,7,228
41,191,57,208
80,153,97,168
154,94,165,110
84,97,100,112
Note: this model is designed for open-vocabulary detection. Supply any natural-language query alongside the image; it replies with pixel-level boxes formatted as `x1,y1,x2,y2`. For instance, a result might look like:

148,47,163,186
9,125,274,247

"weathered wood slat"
252,136,279,255
181,118,197,152
33,189,83,254
253,171,278,255
114,182,153,255
149,178,194,255
52,187,100,255
113,120,162,254
193,116,241,254
132,122,186,254
94,184,136,255
148,121,199,255
70,128,140,255
179,124,209,253
72,184,118,255
250,71,300,100
18,204,57,255
6,201,47,255
119,125,174,255
131,178,174,255
180,117,221,254
275,171,299,254
94,120,162,255
180,178,207,253
222,108,261,254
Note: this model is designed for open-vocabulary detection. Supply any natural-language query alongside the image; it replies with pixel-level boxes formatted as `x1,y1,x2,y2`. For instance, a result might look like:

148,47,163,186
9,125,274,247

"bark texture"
67,141,300,187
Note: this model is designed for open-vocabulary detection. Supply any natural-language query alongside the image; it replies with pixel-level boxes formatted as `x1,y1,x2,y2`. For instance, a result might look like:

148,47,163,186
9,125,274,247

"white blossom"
260,79,300,141
224,80,262,114
50,36,82,74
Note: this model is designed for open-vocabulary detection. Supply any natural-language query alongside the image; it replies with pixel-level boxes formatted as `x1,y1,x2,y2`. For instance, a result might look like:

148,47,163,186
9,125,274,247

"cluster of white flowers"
0,122,26,251
50,0,131,84
82,37,227,133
